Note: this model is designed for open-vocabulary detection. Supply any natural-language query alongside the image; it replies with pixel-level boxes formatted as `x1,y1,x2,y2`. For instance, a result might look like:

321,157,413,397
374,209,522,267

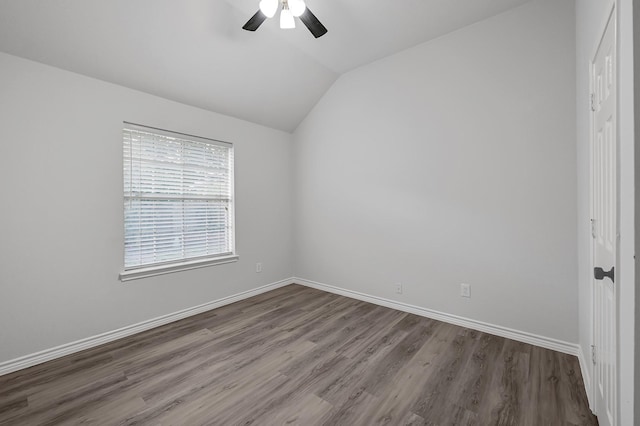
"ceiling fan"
242,0,328,38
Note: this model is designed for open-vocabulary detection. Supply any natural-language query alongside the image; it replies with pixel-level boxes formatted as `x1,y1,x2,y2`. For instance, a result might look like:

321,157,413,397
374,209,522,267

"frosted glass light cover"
289,0,306,17
280,8,295,29
259,0,278,18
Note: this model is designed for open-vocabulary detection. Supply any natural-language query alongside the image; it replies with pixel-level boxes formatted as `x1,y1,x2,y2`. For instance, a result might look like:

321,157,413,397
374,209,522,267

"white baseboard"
294,277,581,357
578,345,595,411
0,278,293,377
0,276,585,380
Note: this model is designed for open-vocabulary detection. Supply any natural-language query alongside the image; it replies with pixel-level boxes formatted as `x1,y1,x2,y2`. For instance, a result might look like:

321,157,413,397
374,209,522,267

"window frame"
119,122,237,282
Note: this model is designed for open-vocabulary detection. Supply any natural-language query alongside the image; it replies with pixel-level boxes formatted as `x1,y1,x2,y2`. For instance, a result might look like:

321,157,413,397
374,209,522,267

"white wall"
0,52,294,364
576,0,636,423
293,1,578,343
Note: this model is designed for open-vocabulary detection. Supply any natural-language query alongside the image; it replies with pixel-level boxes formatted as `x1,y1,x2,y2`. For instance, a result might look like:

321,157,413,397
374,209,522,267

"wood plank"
0,284,597,425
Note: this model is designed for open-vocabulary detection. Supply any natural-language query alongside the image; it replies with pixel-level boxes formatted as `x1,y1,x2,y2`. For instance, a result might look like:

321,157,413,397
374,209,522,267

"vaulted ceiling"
0,0,532,132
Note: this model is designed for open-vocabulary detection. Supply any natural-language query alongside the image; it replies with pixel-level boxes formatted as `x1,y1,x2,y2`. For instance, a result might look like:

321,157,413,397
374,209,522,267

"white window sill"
119,255,239,282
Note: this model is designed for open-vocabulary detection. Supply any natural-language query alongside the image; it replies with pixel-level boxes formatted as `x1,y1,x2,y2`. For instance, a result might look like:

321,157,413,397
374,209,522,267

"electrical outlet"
395,283,403,294
256,262,262,273
460,283,471,298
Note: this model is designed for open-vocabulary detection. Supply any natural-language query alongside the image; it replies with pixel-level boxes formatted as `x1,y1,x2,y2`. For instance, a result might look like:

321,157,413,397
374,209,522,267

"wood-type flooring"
0,284,597,425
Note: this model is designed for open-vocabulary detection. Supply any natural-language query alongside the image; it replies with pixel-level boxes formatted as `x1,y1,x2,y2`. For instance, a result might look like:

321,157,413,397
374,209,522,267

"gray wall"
3,5,635,422
293,0,578,343
0,52,294,363
616,0,640,425
635,0,640,422
617,0,637,423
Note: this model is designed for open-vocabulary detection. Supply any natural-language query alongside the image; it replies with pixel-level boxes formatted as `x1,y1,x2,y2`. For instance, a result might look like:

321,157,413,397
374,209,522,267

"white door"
591,6,616,426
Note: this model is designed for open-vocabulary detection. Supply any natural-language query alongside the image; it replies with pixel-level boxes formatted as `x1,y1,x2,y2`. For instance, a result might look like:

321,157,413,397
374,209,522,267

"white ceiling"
0,0,531,132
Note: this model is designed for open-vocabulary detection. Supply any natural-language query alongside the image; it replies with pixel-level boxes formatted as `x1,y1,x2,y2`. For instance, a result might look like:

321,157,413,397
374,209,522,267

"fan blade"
299,8,327,38
242,10,267,31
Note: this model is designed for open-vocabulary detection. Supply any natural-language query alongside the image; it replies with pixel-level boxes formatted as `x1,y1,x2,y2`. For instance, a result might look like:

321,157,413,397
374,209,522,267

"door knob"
594,266,614,282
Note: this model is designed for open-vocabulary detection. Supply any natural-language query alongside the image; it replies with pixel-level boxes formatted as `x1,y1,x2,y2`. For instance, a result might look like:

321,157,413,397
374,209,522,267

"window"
120,123,236,281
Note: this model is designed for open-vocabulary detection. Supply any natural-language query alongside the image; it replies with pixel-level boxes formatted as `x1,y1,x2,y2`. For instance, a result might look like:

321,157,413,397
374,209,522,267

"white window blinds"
123,123,234,270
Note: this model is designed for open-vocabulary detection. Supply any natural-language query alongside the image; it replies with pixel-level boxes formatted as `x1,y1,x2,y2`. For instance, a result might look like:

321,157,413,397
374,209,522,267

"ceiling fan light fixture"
289,0,306,17
243,0,326,38
259,0,278,18
280,7,295,29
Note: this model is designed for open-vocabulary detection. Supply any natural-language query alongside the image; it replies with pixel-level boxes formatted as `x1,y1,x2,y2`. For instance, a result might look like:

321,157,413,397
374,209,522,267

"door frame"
588,0,618,420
